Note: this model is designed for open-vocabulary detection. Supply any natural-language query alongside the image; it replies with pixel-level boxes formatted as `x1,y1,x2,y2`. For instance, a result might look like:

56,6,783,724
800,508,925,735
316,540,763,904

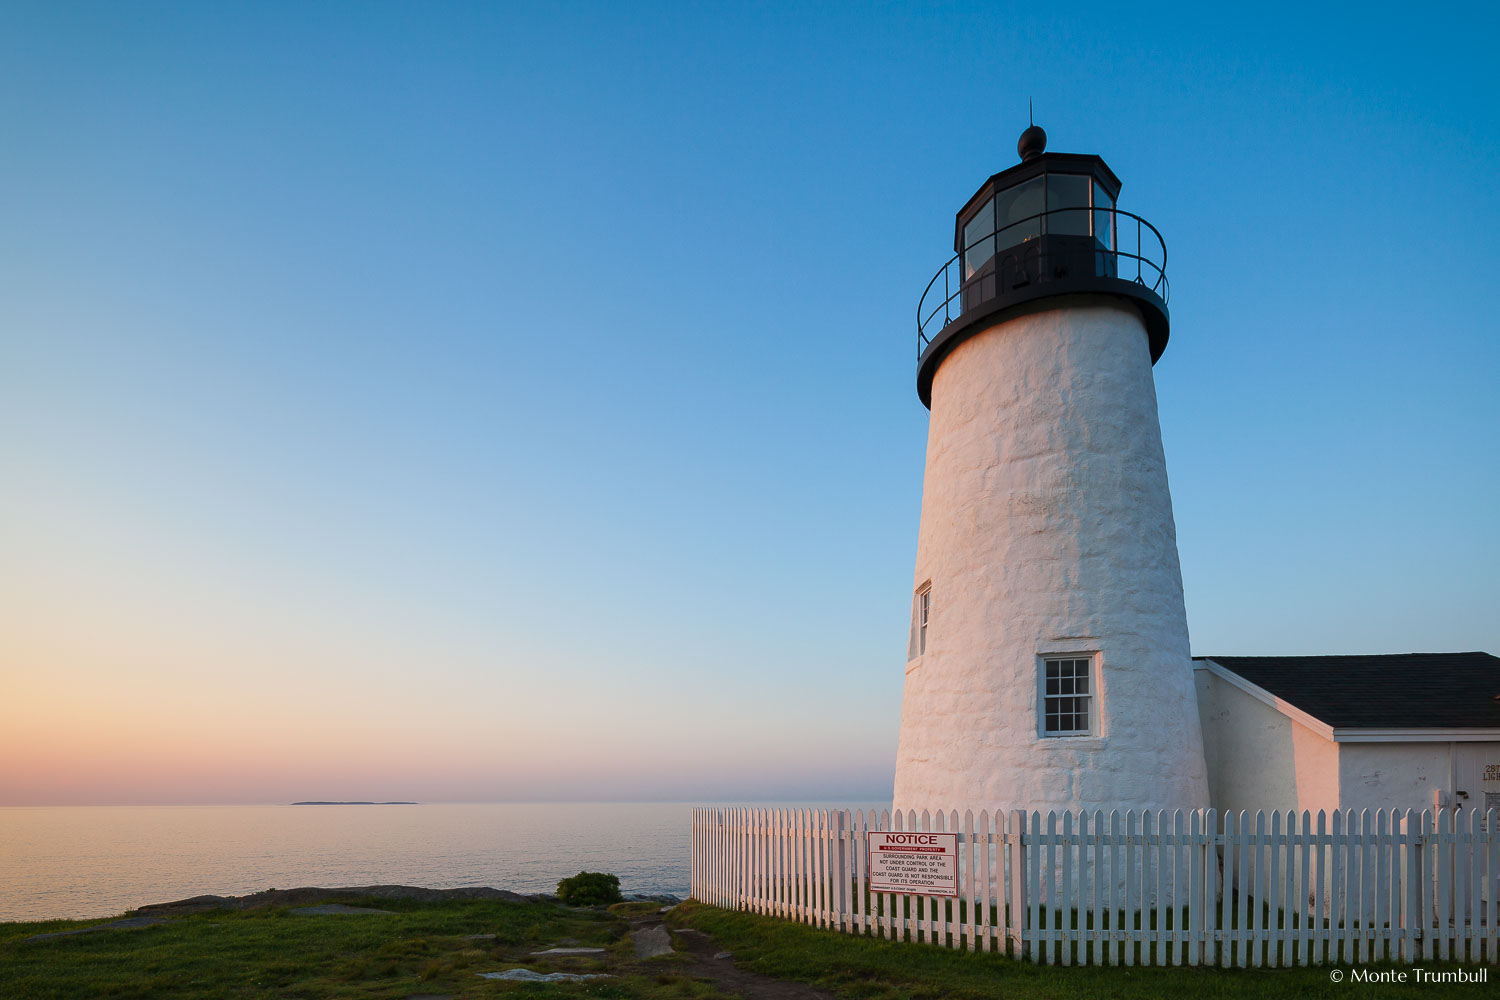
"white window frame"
918,588,930,655
908,582,932,662
1038,654,1097,737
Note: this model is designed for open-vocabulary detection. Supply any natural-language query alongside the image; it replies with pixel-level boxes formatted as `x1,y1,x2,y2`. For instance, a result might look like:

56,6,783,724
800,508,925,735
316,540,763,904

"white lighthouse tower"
893,125,1209,817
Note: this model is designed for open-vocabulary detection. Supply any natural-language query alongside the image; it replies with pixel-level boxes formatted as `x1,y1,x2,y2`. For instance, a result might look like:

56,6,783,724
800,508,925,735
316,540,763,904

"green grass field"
669,902,1488,999
1,894,1486,998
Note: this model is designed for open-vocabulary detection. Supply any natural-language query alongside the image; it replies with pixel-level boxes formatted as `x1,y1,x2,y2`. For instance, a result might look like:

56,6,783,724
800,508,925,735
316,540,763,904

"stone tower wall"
894,296,1210,816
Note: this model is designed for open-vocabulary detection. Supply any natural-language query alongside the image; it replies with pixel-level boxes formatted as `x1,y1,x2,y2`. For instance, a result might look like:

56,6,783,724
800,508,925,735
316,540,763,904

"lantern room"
914,125,1171,407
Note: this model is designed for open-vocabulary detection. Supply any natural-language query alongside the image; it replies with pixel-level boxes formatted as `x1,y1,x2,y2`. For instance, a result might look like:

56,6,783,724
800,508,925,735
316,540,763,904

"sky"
1,2,1496,806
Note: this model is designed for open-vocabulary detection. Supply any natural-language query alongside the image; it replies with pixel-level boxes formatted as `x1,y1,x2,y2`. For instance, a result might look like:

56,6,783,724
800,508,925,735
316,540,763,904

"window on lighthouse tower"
908,583,932,661
1041,657,1095,736
918,588,930,654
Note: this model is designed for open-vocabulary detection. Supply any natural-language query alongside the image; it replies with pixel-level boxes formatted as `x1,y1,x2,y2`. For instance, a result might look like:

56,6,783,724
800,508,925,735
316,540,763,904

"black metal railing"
916,206,1168,358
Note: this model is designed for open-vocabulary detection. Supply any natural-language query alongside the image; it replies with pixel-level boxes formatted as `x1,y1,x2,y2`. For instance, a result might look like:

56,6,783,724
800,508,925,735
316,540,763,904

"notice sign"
868,832,959,897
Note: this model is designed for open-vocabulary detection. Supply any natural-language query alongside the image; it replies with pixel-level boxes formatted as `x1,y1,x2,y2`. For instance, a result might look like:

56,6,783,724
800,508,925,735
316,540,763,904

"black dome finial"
1018,112,1046,162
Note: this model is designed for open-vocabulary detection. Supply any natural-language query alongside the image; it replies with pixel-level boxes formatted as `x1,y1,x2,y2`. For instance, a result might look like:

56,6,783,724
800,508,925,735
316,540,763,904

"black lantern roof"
914,125,1170,409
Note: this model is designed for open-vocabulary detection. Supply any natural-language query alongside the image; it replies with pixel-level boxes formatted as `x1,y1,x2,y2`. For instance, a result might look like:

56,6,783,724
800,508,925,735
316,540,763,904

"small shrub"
556,871,622,906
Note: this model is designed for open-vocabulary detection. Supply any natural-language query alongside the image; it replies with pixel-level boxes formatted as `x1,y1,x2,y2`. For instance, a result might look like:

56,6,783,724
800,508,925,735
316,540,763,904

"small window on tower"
908,583,932,661
919,588,931,655
1040,657,1094,737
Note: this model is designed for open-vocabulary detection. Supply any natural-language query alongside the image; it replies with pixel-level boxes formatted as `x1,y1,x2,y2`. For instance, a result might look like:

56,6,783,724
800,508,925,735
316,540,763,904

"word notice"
867,832,958,897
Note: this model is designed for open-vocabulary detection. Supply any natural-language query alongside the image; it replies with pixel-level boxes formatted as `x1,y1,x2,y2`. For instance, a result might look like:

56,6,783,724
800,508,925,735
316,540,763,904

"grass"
2,893,1487,999
0,895,726,999
669,901,1488,999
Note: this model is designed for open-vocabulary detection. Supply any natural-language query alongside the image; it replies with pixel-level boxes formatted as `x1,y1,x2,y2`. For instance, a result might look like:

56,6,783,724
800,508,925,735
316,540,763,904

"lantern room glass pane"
963,197,995,279
1046,173,1091,236
1093,180,1114,249
994,176,1043,251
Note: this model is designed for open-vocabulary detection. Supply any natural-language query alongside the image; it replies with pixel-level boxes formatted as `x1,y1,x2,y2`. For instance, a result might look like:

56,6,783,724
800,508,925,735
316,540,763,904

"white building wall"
1193,667,1339,818
894,298,1209,817
1338,741,1463,815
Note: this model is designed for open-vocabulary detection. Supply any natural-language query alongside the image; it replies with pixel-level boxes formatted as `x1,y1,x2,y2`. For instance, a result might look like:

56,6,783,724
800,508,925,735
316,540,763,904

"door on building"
1452,742,1500,908
1452,742,1500,813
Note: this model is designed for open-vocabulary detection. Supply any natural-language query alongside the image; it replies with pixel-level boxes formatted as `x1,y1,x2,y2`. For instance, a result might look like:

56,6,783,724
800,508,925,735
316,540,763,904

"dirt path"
628,912,834,1000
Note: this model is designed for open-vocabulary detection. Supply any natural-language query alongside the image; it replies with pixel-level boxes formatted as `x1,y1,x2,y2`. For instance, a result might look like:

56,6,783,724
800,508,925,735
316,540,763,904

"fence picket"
1092,810,1106,966
1388,808,1401,962
810,807,820,926
851,809,864,934
766,806,774,917
1376,809,1389,962
878,809,892,939
1009,809,1026,957
1027,811,1042,962
932,809,946,947
808,809,820,928
1142,810,1155,967
818,808,829,929
1348,809,1363,964
1468,808,1481,963
977,809,992,953
1314,810,1328,964
914,810,928,944
962,809,976,952
1437,809,1452,961
1186,810,1197,970
1220,810,1235,967
1356,809,1370,964
1454,807,1468,963
781,807,791,920
828,809,840,935
1420,810,1435,961
1487,808,1498,964
1402,809,1417,962
1297,810,1311,965
789,808,797,921
1164,810,1178,966
1200,815,1212,971
833,808,844,932
786,803,798,923
1283,810,1297,966
1488,809,1499,964
1078,810,1093,965
891,807,902,942
1064,809,1075,966
763,808,772,917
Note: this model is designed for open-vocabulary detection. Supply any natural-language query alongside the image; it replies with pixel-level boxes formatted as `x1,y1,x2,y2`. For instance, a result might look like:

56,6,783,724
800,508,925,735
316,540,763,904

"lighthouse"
893,125,1210,818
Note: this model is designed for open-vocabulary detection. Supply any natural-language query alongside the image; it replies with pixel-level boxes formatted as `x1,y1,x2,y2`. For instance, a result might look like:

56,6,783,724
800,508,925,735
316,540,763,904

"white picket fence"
691,806,1500,966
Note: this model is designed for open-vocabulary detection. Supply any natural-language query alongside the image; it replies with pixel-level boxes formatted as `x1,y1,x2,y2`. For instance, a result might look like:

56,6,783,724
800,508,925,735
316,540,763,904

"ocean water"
0,802,700,923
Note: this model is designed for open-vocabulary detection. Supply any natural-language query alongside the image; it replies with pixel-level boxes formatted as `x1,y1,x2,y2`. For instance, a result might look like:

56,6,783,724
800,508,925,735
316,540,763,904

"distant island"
290,801,419,806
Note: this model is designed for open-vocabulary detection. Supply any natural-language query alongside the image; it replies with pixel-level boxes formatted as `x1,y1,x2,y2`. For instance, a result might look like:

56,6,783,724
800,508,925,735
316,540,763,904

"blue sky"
1,2,1496,804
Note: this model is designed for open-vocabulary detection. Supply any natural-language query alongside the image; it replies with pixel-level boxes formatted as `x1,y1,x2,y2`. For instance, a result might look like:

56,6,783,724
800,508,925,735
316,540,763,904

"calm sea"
0,802,705,923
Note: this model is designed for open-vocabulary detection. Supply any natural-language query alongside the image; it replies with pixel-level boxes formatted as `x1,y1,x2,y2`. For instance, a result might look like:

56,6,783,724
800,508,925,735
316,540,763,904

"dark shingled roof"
1196,652,1500,730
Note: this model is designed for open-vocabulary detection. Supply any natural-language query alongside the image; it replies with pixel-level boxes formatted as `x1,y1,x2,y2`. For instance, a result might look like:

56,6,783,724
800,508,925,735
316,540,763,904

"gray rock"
714,950,733,960
633,925,674,958
461,933,497,941
477,969,612,982
529,946,606,955
139,885,533,916
24,916,167,943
